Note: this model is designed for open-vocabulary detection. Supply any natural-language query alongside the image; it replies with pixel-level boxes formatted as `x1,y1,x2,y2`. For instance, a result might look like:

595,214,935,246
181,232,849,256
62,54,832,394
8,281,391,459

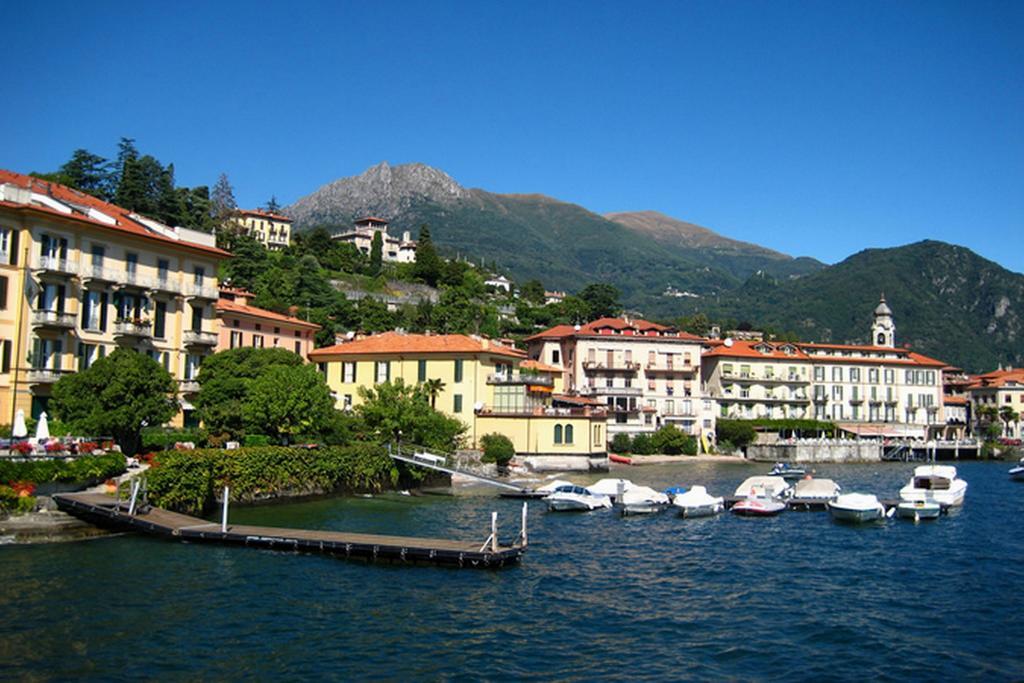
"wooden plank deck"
53,492,524,569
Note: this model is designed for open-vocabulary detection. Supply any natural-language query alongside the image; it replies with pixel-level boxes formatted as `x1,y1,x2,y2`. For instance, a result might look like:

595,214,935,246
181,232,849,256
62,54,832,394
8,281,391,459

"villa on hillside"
232,209,292,250
967,367,1024,440
331,216,417,263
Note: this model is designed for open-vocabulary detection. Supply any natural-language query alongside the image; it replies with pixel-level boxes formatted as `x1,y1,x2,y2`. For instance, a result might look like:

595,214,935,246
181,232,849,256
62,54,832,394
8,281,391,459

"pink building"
215,288,320,359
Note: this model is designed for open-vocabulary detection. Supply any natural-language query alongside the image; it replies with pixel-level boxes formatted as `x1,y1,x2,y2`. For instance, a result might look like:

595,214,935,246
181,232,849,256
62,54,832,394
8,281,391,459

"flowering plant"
11,442,33,455
45,441,66,453
10,481,36,497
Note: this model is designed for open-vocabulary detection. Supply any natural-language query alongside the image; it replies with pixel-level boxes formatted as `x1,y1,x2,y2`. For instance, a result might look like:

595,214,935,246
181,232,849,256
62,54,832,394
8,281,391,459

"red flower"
10,481,36,496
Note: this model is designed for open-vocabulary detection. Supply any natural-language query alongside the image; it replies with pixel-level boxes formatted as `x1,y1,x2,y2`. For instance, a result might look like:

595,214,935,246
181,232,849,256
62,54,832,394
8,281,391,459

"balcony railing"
79,264,121,283
486,373,555,387
178,379,201,394
114,320,152,338
26,368,72,384
150,276,181,295
183,330,218,347
582,360,640,373
579,385,643,396
475,406,607,418
33,255,78,277
30,309,76,328
645,363,696,373
184,282,219,300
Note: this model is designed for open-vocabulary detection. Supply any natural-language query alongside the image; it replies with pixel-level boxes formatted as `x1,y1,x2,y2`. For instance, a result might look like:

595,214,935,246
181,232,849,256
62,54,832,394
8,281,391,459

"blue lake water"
2,460,1022,681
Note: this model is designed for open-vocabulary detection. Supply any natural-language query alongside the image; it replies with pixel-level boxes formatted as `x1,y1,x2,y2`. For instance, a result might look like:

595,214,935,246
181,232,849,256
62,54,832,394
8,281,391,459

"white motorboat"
734,476,792,500
769,462,806,480
899,465,967,507
545,485,613,512
535,479,577,493
1009,459,1024,482
732,496,786,516
789,478,841,510
587,478,636,502
619,486,670,515
896,499,941,522
672,486,724,518
828,493,885,523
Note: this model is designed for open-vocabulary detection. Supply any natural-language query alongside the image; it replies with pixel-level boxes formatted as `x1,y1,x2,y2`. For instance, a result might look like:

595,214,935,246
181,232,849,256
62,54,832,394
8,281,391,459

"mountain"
286,162,815,300
605,210,824,280
686,240,1024,372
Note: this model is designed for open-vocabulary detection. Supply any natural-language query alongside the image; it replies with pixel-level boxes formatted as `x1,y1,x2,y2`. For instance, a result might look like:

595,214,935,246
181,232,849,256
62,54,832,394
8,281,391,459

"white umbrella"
35,411,50,440
12,409,27,438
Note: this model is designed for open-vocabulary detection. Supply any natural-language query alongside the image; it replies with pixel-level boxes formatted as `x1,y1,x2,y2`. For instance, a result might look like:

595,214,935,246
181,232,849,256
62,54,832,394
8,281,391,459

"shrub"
631,433,656,455
142,427,208,451
480,433,515,467
651,425,697,455
0,453,126,486
610,432,632,454
243,434,271,447
716,419,757,449
0,485,19,512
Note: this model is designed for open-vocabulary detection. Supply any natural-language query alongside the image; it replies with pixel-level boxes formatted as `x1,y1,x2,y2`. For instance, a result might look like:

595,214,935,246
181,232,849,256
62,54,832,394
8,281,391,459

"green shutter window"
418,359,427,382
453,394,463,413
454,359,464,383
554,424,563,444
565,424,574,444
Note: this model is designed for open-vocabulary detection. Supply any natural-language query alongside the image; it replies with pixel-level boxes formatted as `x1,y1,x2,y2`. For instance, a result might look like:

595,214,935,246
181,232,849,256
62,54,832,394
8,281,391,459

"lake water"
2,460,1022,681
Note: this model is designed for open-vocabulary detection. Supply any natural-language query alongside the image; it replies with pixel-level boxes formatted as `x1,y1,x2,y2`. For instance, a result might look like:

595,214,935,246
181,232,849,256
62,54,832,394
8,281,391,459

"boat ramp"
53,491,526,569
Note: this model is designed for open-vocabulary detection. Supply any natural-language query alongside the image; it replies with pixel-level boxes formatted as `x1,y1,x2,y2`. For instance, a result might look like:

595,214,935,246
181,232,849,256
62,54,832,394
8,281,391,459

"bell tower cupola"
871,294,895,348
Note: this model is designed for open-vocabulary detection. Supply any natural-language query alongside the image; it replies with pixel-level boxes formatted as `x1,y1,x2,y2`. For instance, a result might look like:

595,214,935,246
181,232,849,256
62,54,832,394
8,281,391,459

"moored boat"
1009,459,1024,482
732,496,786,516
672,486,724,518
789,477,841,510
896,499,941,521
828,493,885,523
769,462,806,480
734,476,792,500
545,485,613,512
587,478,636,503
619,486,670,515
899,466,967,507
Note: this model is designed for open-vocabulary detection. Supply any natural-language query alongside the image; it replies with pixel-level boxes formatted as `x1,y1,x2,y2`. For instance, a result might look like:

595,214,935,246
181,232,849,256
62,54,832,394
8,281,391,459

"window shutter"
0,276,7,310
57,285,65,313
2,340,10,373
100,292,108,331
9,230,18,265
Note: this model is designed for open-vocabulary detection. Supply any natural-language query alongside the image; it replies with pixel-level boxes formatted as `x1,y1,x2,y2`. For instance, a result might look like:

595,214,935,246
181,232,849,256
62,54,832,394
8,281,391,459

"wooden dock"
52,492,525,569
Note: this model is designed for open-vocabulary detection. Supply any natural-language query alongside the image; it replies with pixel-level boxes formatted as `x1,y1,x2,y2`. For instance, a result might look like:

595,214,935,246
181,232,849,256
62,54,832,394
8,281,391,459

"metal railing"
114,320,152,337
487,373,555,386
184,282,219,299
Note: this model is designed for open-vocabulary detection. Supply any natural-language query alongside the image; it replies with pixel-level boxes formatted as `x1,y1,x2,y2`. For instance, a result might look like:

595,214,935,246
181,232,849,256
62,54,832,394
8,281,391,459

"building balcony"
118,270,150,290
579,385,643,396
812,394,828,403
114,320,152,339
849,396,864,404
150,276,181,295
32,256,78,278
178,378,201,394
582,360,640,373
724,395,809,404
645,363,696,374
30,309,76,329
184,282,219,300
475,405,607,418
183,330,218,347
79,264,121,284
724,373,809,385
26,368,72,384
487,373,555,387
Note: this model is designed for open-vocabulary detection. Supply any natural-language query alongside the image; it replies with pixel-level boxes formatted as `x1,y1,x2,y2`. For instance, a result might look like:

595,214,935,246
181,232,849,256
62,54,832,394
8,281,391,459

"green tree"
357,296,396,332
480,433,515,468
578,283,622,320
193,348,304,440
211,172,237,220
220,234,268,291
716,419,757,449
50,349,177,456
631,433,656,455
356,379,466,453
243,364,337,443
58,149,110,199
265,196,281,213
422,378,446,409
369,230,383,276
650,424,697,455
412,225,442,286
557,295,590,325
611,432,633,454
520,279,546,305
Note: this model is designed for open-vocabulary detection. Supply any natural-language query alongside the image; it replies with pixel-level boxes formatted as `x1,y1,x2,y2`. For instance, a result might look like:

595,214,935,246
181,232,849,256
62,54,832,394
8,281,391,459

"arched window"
877,333,885,344
554,424,563,444
565,424,574,444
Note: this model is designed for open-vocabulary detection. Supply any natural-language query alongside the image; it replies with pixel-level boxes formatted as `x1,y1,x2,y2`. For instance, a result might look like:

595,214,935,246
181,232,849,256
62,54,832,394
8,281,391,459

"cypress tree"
369,230,383,276
412,224,442,287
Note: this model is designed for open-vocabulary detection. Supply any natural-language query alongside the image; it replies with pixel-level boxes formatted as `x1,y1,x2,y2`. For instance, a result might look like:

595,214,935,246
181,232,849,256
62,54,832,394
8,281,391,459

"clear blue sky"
4,1,1022,272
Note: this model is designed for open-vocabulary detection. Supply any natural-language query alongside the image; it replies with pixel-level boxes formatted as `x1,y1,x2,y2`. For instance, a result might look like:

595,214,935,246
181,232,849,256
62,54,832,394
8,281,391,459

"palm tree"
423,378,445,409
999,405,1020,437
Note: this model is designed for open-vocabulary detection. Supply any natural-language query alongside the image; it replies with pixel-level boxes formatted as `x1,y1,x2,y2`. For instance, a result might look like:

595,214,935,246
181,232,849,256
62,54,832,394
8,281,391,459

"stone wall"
747,441,883,463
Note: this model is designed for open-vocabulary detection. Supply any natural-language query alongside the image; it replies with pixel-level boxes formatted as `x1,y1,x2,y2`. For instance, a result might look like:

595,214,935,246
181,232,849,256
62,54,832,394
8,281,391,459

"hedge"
146,444,400,514
0,453,126,486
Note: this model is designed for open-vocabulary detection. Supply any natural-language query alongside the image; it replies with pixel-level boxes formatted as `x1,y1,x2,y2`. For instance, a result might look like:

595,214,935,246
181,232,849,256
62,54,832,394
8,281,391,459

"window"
884,369,894,384
193,266,205,285
157,259,170,284
253,335,264,348
0,227,9,264
91,244,104,268
453,394,463,413
274,327,280,335
906,370,915,385
814,366,825,381
77,343,97,371
554,424,563,444
255,324,261,331
0,276,6,310
564,424,574,444
552,349,560,365
184,354,202,380
454,359,464,383
294,341,301,355
850,368,860,382
869,368,879,383
418,359,427,382
191,304,203,332
343,394,353,410
343,362,356,383
832,385,843,400
375,361,390,384
832,367,843,382
230,331,243,349
153,301,167,338
126,252,138,278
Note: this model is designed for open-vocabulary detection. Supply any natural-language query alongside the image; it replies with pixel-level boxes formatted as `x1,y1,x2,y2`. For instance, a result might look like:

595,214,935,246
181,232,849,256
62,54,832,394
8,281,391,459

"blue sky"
4,1,1022,272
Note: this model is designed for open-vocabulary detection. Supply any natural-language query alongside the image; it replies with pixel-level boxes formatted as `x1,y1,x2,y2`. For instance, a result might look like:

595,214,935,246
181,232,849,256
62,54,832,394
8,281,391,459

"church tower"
871,294,895,348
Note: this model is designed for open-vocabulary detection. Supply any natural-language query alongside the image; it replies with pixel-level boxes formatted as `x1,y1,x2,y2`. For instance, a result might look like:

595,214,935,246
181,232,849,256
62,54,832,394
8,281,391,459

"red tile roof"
309,331,523,359
703,339,947,367
943,396,969,405
968,368,1024,389
237,209,292,222
526,317,703,342
216,299,320,329
0,169,230,258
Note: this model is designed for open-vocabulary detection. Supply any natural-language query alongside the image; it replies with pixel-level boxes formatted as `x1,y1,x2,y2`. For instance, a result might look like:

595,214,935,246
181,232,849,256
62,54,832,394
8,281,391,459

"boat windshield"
913,476,950,490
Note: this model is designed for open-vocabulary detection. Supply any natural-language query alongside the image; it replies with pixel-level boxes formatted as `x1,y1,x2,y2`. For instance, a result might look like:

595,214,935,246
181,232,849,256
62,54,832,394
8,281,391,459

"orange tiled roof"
704,340,811,360
0,169,230,258
520,359,562,373
526,317,703,342
237,208,292,222
968,368,1024,389
309,331,523,359
703,339,948,368
944,396,969,405
216,299,320,329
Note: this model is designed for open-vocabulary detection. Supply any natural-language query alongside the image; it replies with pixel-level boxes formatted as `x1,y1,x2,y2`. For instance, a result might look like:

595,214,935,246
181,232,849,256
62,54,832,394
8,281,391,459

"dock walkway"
53,492,525,569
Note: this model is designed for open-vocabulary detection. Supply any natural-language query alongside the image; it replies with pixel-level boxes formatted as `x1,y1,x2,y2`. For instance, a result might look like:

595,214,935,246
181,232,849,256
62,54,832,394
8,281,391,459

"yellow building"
0,170,229,424
309,331,608,470
233,209,291,250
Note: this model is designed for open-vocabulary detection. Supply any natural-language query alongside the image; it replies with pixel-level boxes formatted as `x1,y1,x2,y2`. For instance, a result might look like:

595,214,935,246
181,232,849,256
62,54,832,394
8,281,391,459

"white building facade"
332,217,416,263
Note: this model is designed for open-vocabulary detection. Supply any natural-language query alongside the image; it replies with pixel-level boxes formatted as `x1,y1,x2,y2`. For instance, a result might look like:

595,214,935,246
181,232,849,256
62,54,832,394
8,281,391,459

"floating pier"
53,492,526,569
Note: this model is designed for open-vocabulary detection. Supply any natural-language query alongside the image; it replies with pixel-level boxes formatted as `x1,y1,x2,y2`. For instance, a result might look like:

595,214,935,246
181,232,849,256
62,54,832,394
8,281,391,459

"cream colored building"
309,331,607,469
968,367,1024,439
526,317,716,447
0,170,228,425
331,217,417,263
702,298,948,438
233,209,291,250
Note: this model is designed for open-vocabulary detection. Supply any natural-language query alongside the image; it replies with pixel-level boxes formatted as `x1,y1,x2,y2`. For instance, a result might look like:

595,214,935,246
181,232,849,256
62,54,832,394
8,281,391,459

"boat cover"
734,476,789,498
588,478,636,496
792,478,840,499
620,486,669,506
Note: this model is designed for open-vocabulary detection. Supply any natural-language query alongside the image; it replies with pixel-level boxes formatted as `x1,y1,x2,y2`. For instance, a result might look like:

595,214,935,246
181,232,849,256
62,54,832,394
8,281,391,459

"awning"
527,385,553,393
835,422,926,438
